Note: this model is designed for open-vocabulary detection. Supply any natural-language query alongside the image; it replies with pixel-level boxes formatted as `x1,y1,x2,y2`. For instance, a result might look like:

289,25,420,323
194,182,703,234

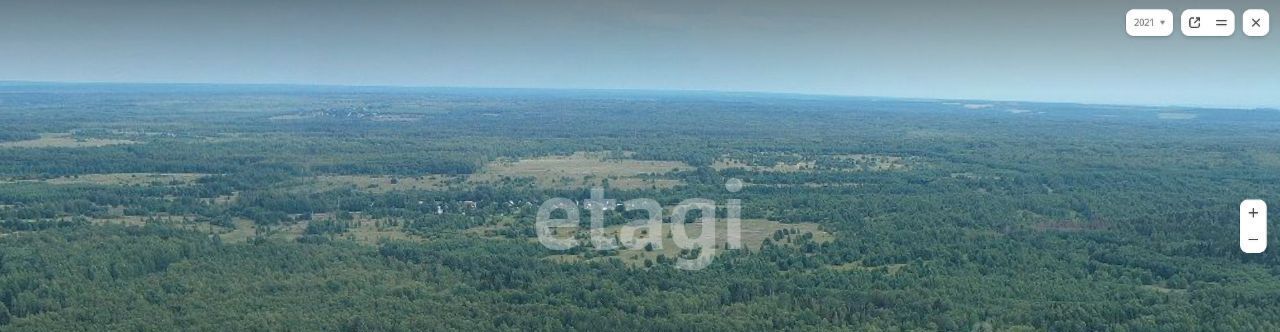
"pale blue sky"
0,0,1276,108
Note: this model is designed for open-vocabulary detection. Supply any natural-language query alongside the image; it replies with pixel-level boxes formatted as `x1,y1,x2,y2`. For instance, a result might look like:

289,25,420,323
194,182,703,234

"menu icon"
1182,9,1235,36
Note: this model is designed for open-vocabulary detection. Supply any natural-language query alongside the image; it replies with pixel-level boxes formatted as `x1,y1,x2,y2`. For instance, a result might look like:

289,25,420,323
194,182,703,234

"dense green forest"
1,83,1279,330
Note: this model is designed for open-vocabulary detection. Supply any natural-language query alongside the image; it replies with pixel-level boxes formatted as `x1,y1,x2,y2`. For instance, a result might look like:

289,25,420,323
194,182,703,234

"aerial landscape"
0,84,1277,330
3,0,1279,330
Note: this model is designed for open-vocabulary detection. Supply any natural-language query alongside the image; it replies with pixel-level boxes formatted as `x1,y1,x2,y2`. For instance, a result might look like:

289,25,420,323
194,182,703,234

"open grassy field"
279,152,688,193
469,152,690,189
41,173,207,186
0,133,136,148
218,219,261,243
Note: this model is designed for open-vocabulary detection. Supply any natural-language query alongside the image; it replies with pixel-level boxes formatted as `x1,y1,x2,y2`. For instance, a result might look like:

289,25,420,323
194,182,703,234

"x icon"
1253,18,1263,27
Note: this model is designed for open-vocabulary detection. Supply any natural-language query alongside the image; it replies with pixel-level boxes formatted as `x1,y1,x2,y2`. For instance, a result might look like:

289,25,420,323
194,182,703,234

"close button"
1244,9,1269,37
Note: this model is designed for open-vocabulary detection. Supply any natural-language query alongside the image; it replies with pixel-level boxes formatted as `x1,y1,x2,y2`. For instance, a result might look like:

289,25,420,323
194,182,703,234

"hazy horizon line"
0,79,1272,111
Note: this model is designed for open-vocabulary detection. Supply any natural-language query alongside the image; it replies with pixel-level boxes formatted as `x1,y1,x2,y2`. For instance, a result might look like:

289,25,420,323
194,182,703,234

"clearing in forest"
0,133,136,148
41,173,207,186
470,152,690,189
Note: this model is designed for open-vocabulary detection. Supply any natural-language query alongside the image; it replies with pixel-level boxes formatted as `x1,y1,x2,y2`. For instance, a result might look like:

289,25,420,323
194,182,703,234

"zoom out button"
1241,199,1267,253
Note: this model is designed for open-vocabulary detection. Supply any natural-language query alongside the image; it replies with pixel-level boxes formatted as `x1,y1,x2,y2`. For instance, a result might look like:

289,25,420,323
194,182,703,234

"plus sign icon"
1241,199,1268,253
